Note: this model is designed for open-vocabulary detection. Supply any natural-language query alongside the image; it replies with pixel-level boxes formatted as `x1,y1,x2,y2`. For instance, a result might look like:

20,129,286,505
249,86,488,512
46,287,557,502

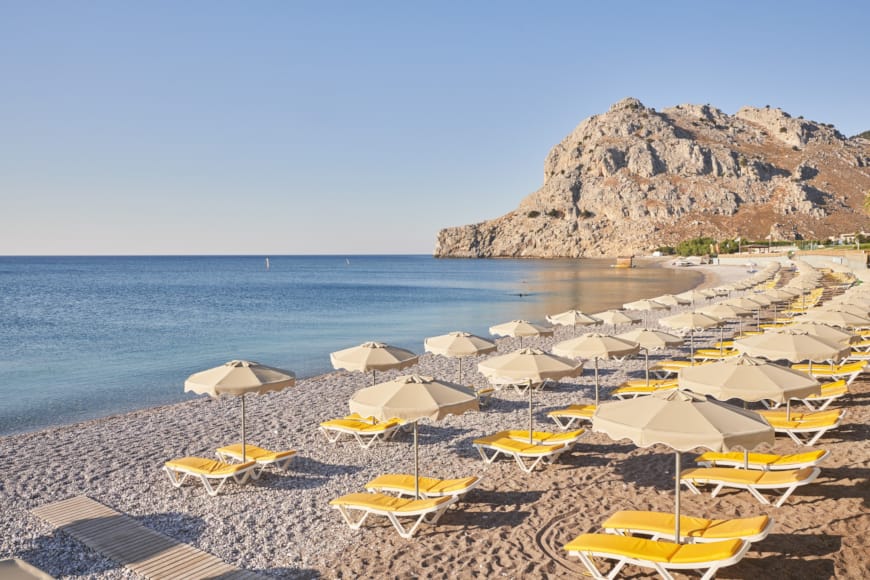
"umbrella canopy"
678,354,820,403
734,329,851,363
697,303,753,320
546,310,603,335
592,389,775,542
478,347,582,384
623,299,669,312
424,331,497,383
349,375,478,498
659,312,721,360
800,309,870,328
552,334,640,405
787,323,859,346
676,289,715,304
489,319,553,347
593,309,642,325
478,348,583,442
652,294,692,307
616,328,685,385
185,360,296,461
330,341,418,385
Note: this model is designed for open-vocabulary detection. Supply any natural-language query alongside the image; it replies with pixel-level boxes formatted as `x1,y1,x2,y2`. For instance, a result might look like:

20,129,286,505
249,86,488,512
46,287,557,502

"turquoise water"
0,255,701,435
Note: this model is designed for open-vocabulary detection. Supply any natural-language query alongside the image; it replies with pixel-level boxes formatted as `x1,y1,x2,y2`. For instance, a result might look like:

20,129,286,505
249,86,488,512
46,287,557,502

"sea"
0,255,702,436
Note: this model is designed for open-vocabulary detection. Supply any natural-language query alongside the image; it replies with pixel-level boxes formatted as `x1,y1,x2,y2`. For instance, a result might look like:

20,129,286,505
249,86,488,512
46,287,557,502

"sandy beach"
1,261,868,579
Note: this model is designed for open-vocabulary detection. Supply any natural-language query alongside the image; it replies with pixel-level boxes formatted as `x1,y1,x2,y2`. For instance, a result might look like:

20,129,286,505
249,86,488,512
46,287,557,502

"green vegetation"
526,210,540,218
856,130,870,139
546,209,564,218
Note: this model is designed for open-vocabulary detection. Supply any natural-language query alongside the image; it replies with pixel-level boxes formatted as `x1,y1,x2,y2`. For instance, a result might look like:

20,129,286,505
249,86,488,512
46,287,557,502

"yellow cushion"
620,379,678,388
479,437,565,455
165,457,256,476
670,539,743,564
320,418,401,431
501,429,584,444
696,450,826,468
548,404,596,417
366,474,479,495
564,533,678,562
329,492,450,513
682,467,763,484
217,444,296,462
702,516,770,539
757,467,815,485
601,510,769,541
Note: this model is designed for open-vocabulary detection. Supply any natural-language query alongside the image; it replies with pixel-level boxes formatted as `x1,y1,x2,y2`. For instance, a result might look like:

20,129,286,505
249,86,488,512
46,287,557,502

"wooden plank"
31,496,265,580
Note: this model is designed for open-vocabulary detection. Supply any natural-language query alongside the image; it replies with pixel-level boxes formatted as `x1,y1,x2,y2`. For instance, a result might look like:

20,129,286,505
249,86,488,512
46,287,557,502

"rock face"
435,98,870,258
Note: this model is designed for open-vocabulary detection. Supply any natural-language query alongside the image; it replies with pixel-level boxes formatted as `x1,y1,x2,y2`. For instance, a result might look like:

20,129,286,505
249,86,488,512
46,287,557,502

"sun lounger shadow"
724,556,835,579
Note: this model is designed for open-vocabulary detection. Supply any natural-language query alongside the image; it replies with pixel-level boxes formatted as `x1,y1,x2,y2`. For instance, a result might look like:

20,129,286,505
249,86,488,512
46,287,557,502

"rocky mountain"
434,98,870,258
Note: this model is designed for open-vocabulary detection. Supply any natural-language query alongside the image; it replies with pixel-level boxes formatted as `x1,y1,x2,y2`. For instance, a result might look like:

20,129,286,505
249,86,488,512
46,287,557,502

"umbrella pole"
690,329,695,362
529,381,534,445
675,451,682,543
372,369,376,386
645,348,650,387
594,357,600,407
458,357,463,384
744,449,750,469
241,393,247,463
720,326,725,353
413,421,420,500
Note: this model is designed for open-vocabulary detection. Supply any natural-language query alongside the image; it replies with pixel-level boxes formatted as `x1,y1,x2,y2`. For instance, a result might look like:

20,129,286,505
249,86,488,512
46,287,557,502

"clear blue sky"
1,1,867,255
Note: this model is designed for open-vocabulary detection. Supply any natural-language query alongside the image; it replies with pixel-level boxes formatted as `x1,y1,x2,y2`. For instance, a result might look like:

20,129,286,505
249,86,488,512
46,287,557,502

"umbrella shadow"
790,466,870,505
259,456,364,491
610,451,676,491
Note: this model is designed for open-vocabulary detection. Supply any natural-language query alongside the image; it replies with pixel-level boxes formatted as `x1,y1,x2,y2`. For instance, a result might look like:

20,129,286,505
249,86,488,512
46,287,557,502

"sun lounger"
763,411,846,446
564,533,749,580
649,360,711,379
215,443,296,479
680,466,821,507
365,474,481,498
329,492,456,539
548,404,597,428
694,348,740,361
800,380,848,410
695,449,829,471
472,435,570,473
790,361,867,385
486,376,551,393
610,381,678,400
163,457,257,496
602,510,773,543
318,417,404,448
497,429,586,446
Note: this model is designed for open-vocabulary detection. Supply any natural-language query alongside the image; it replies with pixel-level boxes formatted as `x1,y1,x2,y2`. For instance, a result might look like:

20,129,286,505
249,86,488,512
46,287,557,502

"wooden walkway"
31,496,263,579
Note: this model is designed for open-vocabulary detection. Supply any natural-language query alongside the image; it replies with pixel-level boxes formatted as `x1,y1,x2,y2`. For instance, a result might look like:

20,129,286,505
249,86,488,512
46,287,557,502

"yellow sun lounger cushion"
472,436,570,473
564,533,748,579
365,474,481,498
215,443,296,479
760,409,845,445
329,492,456,539
318,417,404,448
695,449,828,471
680,466,820,507
548,404,597,429
163,457,257,496
611,383,678,400
602,510,773,543
499,429,585,446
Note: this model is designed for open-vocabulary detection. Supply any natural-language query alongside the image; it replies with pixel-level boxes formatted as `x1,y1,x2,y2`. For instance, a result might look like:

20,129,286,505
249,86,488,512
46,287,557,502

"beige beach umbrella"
424,331,497,383
821,304,870,317
724,297,766,331
799,309,870,328
679,353,820,421
788,323,859,346
616,328,684,385
697,302,753,338
546,309,603,335
185,360,296,462
676,289,714,305
489,319,553,348
592,390,775,542
593,309,643,326
478,348,582,442
652,294,692,307
734,329,849,418
659,312,721,361
330,341,418,385
552,334,640,405
623,299,670,327
349,375,478,499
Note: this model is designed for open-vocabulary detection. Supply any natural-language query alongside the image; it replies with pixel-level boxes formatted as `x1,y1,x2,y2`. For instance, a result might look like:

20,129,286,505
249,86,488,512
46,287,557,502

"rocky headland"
435,98,870,257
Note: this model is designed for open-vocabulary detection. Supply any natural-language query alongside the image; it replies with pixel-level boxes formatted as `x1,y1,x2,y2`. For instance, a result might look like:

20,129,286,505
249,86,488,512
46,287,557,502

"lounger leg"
805,430,829,446
575,552,610,580
698,565,721,580
163,468,189,488
513,454,545,473
334,505,371,530
773,485,800,507
387,513,425,539
652,563,676,580
319,428,345,444
232,470,252,486
475,446,502,465
745,486,772,505
199,475,225,496
681,480,702,495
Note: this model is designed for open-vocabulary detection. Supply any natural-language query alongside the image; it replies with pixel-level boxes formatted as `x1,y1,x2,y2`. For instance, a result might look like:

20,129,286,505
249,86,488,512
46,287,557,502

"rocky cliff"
434,98,870,257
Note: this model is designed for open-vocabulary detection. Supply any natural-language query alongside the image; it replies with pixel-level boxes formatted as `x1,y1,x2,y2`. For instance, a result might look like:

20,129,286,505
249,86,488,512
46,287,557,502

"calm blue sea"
0,255,701,436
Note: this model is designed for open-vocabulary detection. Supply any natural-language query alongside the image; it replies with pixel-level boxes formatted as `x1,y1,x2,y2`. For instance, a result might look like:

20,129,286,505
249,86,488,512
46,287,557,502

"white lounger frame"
681,467,821,507
365,475,482,499
548,409,594,430
567,539,751,580
318,422,402,448
163,463,256,496
215,447,296,480
696,450,829,471
773,415,845,446
473,441,568,473
603,512,774,544
331,495,457,539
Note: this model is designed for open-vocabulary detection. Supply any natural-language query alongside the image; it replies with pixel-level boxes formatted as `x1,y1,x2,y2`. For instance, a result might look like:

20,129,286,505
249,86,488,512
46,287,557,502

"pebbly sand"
1,261,868,579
